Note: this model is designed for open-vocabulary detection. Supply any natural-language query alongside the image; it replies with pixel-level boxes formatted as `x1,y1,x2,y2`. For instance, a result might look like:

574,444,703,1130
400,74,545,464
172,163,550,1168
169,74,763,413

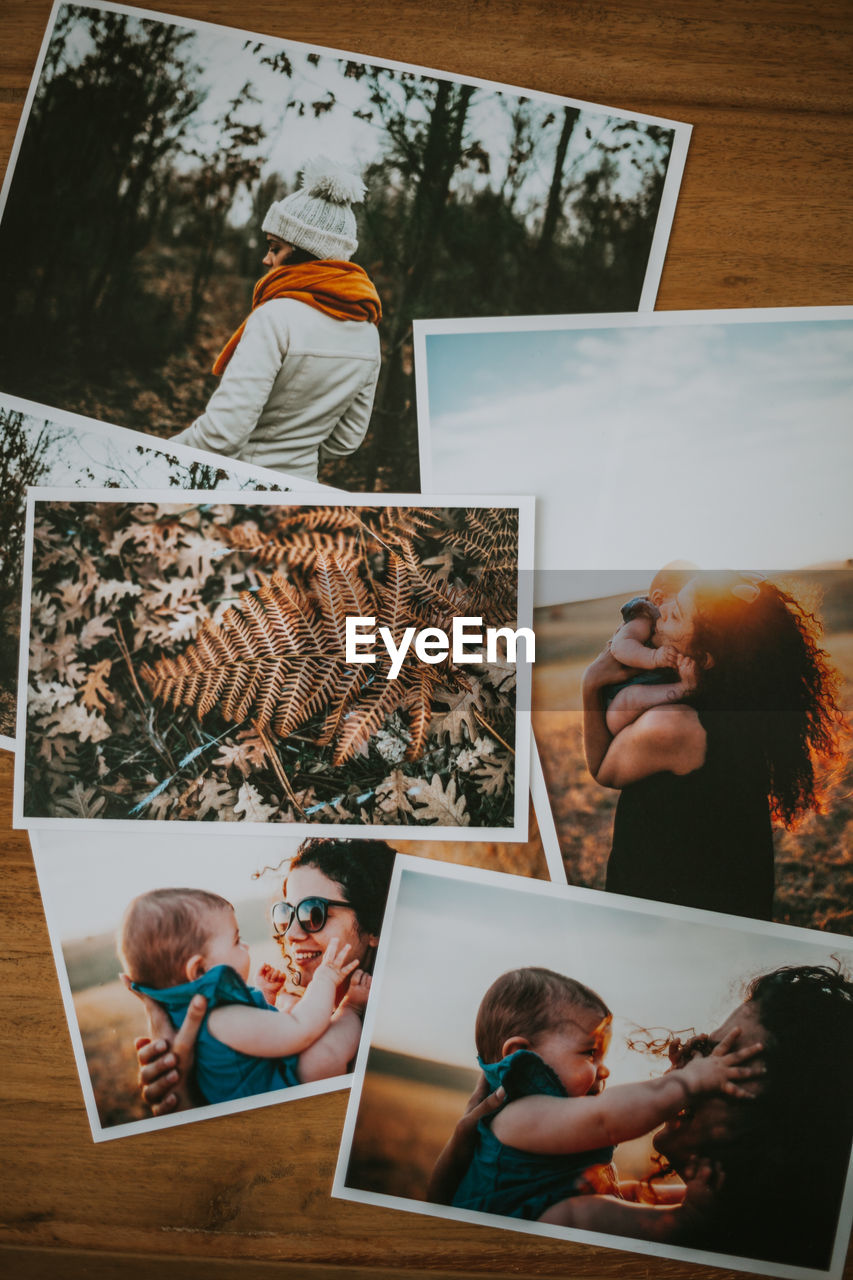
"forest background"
0,3,676,493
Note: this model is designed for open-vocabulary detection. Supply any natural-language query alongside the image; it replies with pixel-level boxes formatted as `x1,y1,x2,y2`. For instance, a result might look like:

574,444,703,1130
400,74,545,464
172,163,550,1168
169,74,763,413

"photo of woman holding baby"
131,839,397,1118
340,866,853,1275
32,833,397,1136
581,567,846,921
532,564,850,930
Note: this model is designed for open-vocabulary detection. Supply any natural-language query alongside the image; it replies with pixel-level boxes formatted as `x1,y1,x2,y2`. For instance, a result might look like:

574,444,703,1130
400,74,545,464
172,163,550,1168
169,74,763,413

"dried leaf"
52,782,107,819
407,774,470,826
375,769,415,820
234,781,279,822
79,659,115,713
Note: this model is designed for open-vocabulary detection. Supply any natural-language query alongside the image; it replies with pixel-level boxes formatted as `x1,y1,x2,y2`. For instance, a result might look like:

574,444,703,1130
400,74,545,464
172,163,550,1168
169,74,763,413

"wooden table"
2,2,851,1276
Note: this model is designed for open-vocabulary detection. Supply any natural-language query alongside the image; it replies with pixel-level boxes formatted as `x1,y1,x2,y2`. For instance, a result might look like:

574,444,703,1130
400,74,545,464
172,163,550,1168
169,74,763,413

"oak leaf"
80,659,115,713
407,774,470,826
234,781,279,823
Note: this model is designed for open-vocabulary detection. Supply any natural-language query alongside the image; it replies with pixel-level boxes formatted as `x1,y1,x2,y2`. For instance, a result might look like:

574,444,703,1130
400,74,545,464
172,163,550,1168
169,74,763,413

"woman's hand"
121,974,206,1115
426,1073,506,1204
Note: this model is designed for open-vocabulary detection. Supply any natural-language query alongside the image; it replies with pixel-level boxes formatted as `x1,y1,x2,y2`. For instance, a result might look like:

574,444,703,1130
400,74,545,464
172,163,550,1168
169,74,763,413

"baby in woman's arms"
119,887,369,1105
452,966,762,1228
604,562,699,736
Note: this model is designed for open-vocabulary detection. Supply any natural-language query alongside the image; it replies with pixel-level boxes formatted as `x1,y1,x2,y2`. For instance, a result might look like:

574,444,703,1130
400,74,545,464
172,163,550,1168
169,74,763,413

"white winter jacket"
172,298,381,481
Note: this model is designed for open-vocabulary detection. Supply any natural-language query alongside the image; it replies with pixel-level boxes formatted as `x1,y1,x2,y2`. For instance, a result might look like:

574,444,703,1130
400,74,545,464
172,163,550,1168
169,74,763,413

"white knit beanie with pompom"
262,157,366,260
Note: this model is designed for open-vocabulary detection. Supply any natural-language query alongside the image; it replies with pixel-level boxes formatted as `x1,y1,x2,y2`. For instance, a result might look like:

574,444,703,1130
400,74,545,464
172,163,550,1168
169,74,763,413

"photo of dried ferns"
20,498,526,830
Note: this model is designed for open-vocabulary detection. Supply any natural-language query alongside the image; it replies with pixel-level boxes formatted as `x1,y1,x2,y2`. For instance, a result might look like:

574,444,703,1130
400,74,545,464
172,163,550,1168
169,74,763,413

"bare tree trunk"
537,105,580,257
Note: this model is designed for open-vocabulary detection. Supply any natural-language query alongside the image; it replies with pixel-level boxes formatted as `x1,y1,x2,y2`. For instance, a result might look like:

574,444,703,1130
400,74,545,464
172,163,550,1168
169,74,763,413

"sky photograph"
421,314,853,604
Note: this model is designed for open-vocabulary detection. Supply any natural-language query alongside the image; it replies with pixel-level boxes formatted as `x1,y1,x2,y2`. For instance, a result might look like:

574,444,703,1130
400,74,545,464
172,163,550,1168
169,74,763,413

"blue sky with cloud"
423,316,853,602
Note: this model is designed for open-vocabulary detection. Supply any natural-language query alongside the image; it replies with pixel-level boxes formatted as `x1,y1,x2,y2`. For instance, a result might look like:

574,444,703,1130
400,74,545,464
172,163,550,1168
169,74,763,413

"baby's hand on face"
315,937,361,988
678,1027,764,1100
341,969,372,1016
654,643,679,668
675,652,698,691
256,962,288,1005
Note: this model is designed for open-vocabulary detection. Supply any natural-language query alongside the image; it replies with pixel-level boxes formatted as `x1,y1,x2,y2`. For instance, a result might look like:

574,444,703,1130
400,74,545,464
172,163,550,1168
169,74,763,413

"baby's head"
648,560,699,608
476,967,613,1098
118,887,250,990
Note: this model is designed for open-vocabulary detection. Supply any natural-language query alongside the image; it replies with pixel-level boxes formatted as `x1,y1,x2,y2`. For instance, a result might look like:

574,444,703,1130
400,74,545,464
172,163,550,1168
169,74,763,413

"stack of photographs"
1,4,851,1280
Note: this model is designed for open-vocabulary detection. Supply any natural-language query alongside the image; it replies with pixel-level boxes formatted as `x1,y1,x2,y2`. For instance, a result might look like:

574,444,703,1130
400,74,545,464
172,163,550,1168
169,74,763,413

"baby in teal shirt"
119,887,368,1105
453,967,763,1224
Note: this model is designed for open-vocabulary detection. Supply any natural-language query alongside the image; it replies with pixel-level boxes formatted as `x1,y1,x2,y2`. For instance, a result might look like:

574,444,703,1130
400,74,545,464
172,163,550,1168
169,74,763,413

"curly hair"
686,573,846,827
286,838,397,938
692,964,853,1269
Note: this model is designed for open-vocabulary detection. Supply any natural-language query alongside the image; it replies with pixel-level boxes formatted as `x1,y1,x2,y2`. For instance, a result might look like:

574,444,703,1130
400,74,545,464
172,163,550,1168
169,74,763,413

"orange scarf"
213,261,382,376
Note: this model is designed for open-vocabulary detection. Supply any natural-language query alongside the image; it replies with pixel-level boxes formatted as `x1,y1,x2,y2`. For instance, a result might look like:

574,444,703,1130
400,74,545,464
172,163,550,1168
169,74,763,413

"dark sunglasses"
270,896,352,936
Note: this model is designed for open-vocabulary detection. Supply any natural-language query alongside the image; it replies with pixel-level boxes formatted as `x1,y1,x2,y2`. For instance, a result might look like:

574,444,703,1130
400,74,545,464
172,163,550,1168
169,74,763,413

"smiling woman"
133,838,397,1113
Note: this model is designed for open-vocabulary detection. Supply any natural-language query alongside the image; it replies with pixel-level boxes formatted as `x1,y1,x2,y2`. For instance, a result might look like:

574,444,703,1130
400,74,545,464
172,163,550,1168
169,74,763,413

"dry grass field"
532,571,853,934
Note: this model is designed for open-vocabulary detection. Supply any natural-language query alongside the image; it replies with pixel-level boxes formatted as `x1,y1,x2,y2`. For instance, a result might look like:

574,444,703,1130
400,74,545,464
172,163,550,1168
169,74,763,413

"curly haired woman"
172,157,381,482
433,964,853,1272
582,570,846,919
131,838,396,1112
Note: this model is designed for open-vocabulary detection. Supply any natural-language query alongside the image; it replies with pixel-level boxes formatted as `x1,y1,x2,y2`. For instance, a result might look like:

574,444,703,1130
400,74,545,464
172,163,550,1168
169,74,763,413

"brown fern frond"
332,677,405,765
141,507,517,770
315,664,372,746
403,672,433,761
376,552,414,638
261,506,364,533
312,555,372,654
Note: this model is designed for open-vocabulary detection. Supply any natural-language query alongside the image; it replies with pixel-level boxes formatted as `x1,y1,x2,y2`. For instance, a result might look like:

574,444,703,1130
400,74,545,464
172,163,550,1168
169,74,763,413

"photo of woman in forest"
171,157,382,482
0,3,687,492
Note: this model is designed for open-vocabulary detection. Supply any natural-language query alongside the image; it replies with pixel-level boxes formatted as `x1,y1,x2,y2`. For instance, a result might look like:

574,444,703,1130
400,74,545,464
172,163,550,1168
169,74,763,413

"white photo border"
334,855,853,1280
0,391,338,755
15,487,535,840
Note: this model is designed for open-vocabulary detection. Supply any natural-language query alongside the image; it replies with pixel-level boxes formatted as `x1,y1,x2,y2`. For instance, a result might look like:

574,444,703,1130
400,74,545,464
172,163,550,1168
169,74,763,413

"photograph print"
31,802,556,1142
415,308,853,932
16,491,533,838
0,391,331,750
336,859,853,1280
0,1,689,493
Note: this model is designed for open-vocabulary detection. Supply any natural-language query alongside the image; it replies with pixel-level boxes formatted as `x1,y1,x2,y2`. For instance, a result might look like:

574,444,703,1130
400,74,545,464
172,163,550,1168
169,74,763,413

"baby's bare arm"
610,619,659,669
605,677,688,736
210,940,359,1058
493,1030,762,1156
298,972,371,1081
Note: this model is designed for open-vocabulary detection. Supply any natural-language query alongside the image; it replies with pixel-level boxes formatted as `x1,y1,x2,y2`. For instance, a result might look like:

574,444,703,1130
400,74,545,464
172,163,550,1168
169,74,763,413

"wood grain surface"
1,1,851,1277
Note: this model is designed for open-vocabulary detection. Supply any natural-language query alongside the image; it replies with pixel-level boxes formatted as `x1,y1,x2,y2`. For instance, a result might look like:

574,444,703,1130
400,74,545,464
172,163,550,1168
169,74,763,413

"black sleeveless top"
605,708,775,920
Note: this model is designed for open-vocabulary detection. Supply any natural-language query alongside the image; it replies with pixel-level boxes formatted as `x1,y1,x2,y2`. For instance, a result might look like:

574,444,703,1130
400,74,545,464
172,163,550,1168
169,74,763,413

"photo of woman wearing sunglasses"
128,839,398,1120
30,832,398,1137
